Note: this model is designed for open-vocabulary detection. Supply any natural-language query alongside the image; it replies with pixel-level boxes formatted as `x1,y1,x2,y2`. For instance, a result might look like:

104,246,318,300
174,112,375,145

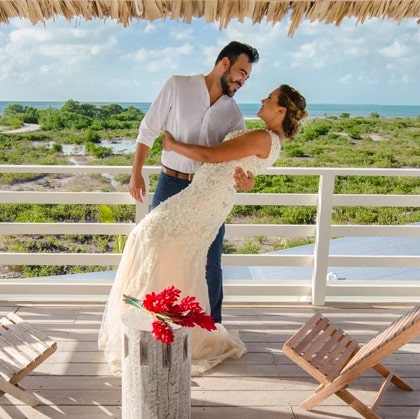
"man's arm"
130,76,176,202
129,142,150,203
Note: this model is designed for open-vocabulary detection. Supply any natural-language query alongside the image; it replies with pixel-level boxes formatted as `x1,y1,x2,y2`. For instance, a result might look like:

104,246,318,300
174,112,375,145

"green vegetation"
0,100,144,130
0,103,419,277
240,116,420,227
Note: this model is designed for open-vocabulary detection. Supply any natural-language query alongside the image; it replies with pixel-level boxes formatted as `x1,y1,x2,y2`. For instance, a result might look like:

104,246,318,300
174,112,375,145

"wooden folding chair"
283,305,420,419
0,312,57,407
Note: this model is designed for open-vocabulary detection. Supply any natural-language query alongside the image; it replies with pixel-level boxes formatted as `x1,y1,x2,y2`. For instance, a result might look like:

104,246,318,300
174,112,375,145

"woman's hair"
278,84,308,140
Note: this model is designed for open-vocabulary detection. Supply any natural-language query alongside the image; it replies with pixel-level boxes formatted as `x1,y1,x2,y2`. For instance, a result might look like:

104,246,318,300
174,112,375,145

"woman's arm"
163,129,271,163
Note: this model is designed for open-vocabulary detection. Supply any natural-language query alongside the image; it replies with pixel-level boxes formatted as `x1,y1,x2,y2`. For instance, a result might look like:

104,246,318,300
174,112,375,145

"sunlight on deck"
0,302,419,419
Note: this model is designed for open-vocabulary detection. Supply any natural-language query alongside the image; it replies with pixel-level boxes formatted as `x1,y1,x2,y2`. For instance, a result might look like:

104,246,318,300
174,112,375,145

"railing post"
135,173,153,223
135,201,148,224
312,173,335,305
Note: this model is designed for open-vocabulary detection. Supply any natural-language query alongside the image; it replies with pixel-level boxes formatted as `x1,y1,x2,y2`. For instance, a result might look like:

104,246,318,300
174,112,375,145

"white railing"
1,164,420,305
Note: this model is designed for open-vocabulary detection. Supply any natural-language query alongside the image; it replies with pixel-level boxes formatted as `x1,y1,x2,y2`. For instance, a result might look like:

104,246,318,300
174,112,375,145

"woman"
98,84,307,375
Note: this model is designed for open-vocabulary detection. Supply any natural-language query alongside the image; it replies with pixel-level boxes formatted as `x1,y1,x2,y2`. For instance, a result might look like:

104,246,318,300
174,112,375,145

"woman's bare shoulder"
225,128,271,143
249,128,272,139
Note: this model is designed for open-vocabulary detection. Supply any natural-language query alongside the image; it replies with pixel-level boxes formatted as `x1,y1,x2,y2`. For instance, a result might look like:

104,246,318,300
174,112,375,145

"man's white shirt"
136,74,245,174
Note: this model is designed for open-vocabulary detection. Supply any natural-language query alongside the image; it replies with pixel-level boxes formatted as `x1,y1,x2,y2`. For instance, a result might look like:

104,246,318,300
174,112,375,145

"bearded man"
128,41,259,324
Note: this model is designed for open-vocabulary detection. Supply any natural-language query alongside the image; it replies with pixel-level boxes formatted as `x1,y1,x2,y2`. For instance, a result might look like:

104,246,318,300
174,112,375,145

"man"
129,41,259,323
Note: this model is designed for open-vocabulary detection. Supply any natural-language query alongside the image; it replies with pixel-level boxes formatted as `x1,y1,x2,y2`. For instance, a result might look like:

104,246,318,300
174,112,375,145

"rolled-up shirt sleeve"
136,77,174,147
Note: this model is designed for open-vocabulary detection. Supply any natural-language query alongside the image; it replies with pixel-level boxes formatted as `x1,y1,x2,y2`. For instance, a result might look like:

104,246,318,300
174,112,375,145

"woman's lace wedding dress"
98,129,281,376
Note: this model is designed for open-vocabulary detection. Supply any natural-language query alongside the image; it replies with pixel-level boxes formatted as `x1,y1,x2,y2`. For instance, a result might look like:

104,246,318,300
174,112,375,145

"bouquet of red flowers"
123,286,216,345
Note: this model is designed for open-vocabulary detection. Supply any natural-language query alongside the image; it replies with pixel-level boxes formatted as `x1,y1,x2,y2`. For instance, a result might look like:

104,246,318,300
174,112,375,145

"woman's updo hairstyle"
277,84,308,140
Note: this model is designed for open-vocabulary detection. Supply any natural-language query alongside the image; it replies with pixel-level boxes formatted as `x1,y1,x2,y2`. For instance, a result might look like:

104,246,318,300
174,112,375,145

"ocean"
0,101,419,119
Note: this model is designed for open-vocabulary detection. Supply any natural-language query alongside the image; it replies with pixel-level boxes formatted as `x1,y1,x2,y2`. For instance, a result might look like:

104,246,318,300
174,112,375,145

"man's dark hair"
215,41,259,66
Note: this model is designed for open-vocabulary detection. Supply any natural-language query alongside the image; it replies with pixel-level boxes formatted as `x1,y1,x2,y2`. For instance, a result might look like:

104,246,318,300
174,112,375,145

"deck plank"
0,302,419,418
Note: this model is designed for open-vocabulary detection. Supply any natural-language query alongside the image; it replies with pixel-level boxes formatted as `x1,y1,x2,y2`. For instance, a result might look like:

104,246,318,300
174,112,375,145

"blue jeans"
152,172,224,323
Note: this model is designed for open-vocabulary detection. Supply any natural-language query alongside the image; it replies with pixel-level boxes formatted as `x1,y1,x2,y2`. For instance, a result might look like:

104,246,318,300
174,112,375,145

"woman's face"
257,88,282,121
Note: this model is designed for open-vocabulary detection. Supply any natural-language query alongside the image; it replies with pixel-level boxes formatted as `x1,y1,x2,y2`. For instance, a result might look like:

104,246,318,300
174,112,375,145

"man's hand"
162,130,176,151
234,167,254,191
129,174,146,203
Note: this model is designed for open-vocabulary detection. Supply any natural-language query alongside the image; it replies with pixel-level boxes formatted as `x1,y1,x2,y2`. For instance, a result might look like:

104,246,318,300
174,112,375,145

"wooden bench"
0,312,57,407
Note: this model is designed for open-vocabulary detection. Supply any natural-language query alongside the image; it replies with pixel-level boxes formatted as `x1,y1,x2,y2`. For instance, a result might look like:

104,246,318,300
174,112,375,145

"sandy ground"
0,123,40,133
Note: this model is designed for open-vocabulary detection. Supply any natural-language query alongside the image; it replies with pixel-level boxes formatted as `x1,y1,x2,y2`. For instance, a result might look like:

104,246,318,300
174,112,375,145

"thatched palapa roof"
0,0,419,36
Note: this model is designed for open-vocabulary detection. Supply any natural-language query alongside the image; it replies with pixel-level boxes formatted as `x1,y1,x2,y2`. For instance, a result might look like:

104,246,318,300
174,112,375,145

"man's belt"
162,165,194,181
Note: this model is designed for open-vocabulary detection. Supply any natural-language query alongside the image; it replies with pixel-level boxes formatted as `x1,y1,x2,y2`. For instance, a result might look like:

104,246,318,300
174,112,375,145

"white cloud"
339,74,353,84
290,41,319,68
127,43,193,72
9,27,52,43
3,20,119,68
357,74,379,85
169,27,194,40
144,23,157,34
0,16,419,104
378,40,411,58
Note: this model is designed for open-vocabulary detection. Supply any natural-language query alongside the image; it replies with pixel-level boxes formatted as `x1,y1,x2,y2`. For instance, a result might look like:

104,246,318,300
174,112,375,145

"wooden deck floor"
0,302,419,419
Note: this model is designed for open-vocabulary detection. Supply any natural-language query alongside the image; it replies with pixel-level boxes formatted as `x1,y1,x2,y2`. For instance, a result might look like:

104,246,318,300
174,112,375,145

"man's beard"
220,70,237,97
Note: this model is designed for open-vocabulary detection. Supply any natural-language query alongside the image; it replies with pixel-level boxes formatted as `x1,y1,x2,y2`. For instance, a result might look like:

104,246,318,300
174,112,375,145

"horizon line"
1,100,419,107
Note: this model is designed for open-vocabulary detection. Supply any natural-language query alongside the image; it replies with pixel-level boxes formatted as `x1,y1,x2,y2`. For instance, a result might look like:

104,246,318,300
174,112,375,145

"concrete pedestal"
121,309,191,419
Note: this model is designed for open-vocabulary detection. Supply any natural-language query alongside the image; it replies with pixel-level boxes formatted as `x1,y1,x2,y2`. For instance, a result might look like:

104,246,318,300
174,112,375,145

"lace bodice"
144,129,281,245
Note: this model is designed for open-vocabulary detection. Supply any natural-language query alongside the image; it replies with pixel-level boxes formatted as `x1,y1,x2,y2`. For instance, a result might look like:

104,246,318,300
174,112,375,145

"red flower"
123,286,216,345
143,286,181,313
188,311,217,331
179,295,202,312
152,320,174,345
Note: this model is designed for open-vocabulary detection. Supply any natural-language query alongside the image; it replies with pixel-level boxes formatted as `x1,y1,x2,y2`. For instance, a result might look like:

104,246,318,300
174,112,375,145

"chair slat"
311,326,344,364
285,313,323,348
4,313,55,350
295,317,329,354
302,323,337,361
342,306,420,373
0,327,40,362
0,357,20,381
0,312,57,406
325,339,359,380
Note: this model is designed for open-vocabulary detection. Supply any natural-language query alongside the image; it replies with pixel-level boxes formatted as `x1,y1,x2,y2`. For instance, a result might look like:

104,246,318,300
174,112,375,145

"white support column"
135,201,148,224
312,174,335,305
121,309,191,419
135,173,153,223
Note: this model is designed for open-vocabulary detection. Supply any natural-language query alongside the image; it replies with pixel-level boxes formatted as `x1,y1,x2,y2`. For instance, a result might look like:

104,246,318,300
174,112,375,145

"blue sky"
0,15,419,105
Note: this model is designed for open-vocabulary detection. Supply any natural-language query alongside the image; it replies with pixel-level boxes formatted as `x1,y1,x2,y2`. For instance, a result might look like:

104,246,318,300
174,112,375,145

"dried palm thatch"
0,0,419,36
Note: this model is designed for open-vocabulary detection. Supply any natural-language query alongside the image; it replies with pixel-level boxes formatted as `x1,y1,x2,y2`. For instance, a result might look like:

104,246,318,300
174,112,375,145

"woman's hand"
234,167,255,190
162,130,177,152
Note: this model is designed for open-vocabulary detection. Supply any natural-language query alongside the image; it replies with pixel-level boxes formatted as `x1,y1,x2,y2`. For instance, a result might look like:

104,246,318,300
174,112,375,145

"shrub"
86,129,101,143
51,143,63,153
